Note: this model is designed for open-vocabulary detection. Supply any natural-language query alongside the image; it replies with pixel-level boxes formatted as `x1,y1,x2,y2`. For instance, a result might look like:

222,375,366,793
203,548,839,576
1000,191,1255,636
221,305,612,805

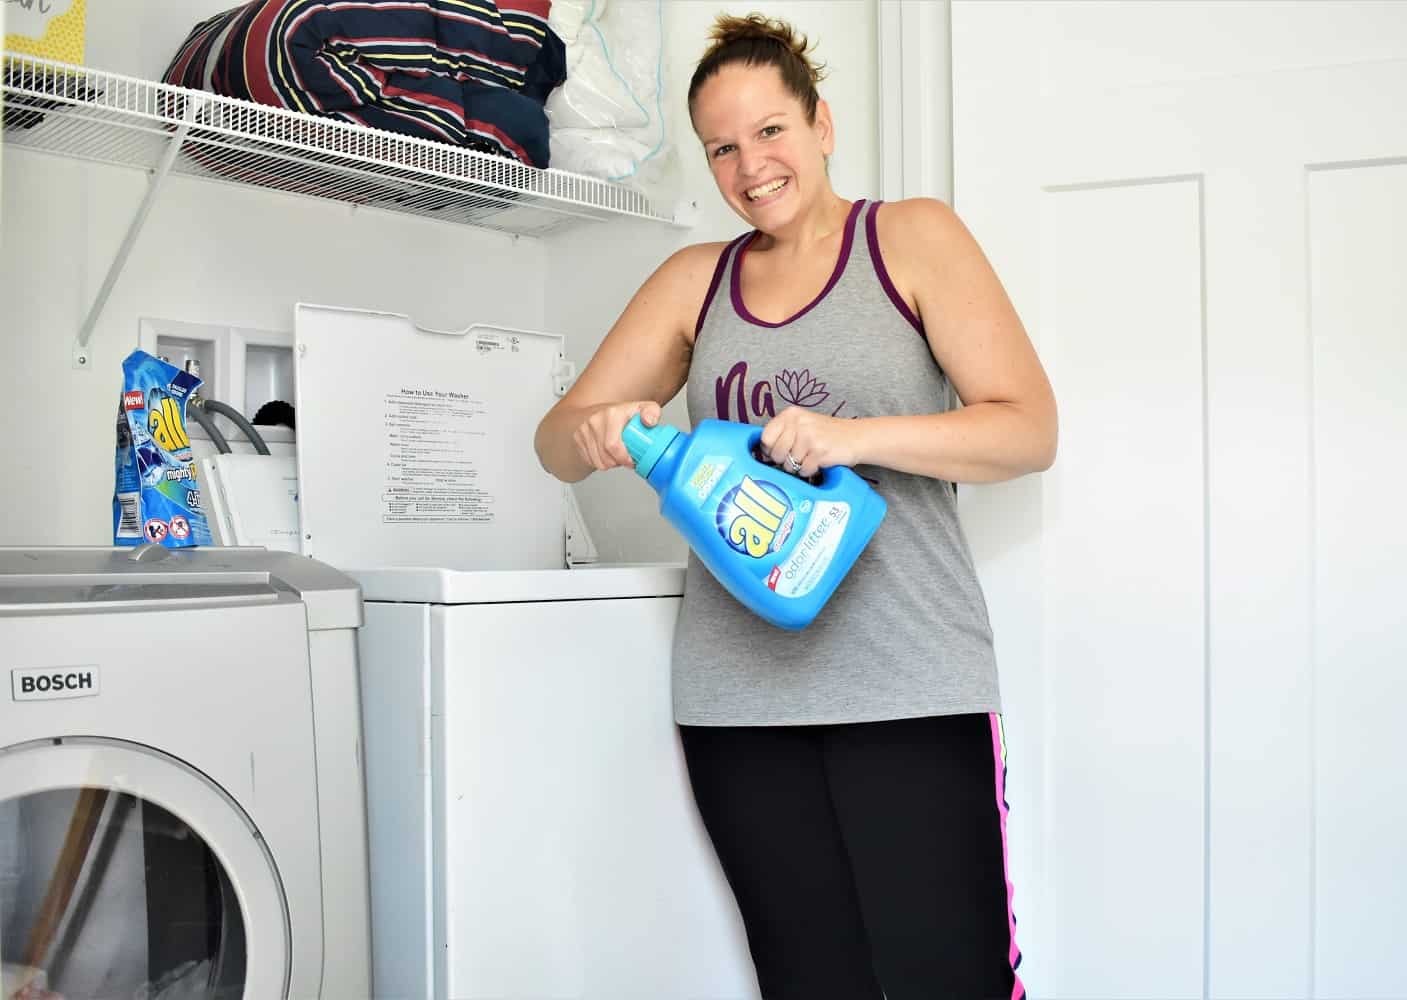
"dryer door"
0,738,289,1000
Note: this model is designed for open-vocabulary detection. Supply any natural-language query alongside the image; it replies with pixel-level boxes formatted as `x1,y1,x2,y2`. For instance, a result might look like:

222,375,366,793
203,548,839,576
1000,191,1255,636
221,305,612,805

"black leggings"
679,713,1024,1000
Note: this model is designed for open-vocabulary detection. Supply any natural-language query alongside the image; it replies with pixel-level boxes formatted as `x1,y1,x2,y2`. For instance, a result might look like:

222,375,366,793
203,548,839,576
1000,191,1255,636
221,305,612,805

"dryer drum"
0,789,247,999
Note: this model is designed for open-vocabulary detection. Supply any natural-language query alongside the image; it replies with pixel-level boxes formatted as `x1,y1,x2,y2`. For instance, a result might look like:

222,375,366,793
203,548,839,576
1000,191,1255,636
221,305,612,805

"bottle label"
685,456,732,506
766,501,851,597
716,475,795,558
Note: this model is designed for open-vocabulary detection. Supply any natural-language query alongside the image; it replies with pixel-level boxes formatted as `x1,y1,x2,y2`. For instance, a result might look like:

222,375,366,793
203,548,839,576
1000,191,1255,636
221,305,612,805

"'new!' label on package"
113,350,212,548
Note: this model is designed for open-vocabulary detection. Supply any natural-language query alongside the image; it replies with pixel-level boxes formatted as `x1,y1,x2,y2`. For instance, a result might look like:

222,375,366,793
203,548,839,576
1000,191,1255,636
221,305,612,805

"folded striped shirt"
163,0,566,167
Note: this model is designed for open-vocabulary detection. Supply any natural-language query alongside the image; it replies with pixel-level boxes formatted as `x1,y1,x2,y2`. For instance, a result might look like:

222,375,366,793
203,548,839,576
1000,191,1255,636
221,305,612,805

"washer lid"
294,304,569,580
0,545,362,630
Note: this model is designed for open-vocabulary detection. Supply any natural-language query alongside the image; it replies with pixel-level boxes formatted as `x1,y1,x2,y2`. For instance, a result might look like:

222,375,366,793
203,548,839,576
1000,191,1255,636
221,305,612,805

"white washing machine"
351,565,757,1000
0,545,372,1000
292,306,758,1000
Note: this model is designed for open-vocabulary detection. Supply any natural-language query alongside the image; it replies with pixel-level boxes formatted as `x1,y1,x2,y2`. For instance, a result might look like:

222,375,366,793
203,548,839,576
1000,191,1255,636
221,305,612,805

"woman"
535,14,1054,1000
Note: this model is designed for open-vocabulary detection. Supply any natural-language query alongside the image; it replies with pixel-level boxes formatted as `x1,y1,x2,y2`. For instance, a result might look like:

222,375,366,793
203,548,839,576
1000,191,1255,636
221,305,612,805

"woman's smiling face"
692,62,834,233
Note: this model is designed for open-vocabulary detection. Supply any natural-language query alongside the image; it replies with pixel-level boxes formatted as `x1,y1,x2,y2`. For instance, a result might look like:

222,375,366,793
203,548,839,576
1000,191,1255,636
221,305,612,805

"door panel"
1040,179,1208,994
952,4,1407,996
1308,163,1407,998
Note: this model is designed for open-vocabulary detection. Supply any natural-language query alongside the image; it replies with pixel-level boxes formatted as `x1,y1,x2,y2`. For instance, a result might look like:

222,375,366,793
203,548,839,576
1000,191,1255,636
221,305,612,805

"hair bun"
706,14,826,87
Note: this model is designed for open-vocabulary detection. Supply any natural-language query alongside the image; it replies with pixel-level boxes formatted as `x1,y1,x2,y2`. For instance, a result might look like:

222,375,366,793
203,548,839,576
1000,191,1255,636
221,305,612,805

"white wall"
1,1,542,547
0,159,544,547
0,0,879,560
547,0,880,563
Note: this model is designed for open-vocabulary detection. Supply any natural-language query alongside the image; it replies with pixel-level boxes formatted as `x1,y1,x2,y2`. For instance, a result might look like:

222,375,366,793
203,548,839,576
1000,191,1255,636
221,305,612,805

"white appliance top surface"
0,545,362,630
352,562,686,604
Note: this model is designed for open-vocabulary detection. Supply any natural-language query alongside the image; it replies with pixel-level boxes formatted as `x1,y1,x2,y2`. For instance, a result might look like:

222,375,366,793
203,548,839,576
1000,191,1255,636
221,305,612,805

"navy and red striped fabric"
163,0,565,167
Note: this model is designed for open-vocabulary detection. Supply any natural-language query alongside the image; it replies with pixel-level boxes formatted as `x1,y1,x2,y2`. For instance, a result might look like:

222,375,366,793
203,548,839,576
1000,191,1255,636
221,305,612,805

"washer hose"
202,398,271,455
188,398,232,454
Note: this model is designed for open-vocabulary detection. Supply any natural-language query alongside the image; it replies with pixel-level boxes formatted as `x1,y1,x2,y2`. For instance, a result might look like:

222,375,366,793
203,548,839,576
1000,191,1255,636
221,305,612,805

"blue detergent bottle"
622,415,887,630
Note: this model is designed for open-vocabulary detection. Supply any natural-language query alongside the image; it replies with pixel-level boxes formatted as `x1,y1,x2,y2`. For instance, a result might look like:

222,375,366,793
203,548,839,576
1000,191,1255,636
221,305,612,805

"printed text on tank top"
703,202,869,427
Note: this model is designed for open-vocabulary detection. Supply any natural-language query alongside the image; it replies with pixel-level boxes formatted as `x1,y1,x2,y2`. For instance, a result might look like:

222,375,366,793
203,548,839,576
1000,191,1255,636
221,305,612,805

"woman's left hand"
758,407,861,479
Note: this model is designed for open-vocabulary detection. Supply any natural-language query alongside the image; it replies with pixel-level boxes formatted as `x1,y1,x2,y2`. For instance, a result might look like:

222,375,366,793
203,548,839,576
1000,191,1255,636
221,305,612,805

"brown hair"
688,13,827,123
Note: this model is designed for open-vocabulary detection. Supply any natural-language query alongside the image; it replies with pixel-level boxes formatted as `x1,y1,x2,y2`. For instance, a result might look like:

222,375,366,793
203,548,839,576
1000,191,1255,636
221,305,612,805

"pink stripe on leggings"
989,713,1026,1000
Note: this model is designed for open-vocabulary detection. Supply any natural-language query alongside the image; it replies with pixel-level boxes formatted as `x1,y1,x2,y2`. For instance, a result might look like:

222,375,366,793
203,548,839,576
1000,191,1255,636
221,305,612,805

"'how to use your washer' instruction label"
382,387,495,524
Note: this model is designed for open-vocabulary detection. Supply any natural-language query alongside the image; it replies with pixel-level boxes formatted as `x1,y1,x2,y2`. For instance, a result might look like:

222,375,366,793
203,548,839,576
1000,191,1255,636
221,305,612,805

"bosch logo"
23,673,91,693
12,666,100,701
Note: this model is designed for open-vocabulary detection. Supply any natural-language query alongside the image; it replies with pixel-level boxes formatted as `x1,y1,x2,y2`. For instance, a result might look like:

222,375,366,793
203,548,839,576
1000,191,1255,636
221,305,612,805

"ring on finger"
785,452,803,474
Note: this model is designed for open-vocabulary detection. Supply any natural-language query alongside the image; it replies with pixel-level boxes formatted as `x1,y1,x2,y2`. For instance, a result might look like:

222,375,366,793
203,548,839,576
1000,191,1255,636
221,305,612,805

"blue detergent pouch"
113,350,212,548
623,416,888,630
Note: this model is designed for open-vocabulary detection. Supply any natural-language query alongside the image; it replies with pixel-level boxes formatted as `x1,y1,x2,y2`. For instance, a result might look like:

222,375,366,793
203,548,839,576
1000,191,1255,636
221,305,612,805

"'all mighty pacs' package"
113,350,213,548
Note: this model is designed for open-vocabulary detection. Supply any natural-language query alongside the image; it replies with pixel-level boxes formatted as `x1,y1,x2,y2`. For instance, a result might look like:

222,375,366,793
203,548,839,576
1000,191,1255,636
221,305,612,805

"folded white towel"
549,1,659,130
548,0,602,47
547,0,674,205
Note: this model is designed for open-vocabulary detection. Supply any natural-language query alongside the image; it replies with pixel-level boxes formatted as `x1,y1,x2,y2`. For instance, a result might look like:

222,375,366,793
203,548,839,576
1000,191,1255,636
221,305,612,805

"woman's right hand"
572,400,664,472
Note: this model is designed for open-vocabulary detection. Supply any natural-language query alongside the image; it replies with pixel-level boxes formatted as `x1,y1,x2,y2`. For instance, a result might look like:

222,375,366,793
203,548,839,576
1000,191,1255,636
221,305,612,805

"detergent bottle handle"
742,424,830,485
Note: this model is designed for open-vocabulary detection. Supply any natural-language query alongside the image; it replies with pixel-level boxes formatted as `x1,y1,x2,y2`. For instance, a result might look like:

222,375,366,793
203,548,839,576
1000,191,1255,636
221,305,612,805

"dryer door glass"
0,788,247,1000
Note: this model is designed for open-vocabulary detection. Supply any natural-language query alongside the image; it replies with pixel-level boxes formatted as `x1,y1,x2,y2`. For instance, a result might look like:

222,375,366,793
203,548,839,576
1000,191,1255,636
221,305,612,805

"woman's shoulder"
652,239,737,290
873,197,989,288
673,239,737,266
628,241,736,339
873,197,965,247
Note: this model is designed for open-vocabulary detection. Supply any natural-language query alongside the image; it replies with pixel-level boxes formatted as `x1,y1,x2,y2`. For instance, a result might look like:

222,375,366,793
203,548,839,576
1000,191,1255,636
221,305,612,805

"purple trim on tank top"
694,234,750,346
866,200,925,336
729,199,866,329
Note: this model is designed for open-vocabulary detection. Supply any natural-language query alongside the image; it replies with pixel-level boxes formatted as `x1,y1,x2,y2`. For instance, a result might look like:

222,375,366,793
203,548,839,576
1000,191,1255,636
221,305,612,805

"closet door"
950,3,1407,997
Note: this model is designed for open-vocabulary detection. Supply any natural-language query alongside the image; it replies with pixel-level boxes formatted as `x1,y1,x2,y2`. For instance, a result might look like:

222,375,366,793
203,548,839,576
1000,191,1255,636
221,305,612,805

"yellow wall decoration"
5,0,87,65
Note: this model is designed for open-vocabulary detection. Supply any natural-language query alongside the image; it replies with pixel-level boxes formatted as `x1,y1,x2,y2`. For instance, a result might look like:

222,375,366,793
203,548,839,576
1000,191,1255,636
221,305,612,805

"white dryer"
0,545,372,1000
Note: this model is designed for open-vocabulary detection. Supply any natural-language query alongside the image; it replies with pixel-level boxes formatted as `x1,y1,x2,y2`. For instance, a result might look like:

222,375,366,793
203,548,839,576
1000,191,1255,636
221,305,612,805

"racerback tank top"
673,198,1001,726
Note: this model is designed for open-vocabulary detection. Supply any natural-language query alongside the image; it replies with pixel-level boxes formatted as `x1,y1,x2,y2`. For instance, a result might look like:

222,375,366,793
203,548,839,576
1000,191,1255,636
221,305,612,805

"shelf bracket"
72,94,207,370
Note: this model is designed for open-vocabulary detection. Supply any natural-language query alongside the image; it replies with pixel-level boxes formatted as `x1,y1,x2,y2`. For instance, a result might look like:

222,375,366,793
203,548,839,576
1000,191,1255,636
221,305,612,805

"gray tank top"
673,199,1000,726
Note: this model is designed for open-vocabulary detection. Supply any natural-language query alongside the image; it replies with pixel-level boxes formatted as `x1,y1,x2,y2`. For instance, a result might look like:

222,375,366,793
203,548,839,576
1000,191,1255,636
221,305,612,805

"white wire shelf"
1,54,675,236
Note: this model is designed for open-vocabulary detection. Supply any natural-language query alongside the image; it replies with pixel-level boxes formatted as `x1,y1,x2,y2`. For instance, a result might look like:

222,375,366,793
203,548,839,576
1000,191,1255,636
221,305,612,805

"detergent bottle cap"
622,414,680,479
